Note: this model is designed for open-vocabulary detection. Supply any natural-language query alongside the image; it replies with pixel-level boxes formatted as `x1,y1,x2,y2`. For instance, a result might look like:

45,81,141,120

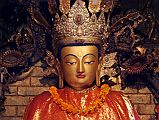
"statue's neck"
66,85,97,94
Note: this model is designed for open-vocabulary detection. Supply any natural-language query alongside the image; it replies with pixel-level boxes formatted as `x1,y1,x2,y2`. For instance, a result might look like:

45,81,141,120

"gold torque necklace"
49,84,110,116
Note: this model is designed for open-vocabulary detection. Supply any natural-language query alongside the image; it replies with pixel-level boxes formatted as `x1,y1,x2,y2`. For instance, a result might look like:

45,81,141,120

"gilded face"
61,46,99,90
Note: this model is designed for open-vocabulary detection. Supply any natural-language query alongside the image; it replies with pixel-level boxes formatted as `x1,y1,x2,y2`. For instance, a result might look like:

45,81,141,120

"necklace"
49,84,110,116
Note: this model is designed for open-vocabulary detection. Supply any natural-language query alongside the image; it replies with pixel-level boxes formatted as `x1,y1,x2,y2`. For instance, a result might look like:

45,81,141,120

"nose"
77,61,85,73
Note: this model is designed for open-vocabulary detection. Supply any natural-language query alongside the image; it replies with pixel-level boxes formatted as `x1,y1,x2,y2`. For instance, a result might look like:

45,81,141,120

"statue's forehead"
61,46,98,58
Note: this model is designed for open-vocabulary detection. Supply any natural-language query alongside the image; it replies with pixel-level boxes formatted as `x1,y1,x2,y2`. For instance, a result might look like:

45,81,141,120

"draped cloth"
23,86,140,120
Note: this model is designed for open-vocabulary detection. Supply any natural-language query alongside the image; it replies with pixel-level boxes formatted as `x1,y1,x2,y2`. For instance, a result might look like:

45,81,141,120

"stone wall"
0,62,156,120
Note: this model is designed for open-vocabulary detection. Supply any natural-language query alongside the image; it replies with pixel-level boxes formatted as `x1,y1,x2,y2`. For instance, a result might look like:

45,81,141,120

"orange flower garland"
49,84,110,116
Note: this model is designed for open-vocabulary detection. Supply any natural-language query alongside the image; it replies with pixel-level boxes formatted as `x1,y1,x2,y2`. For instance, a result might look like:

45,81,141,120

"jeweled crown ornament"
52,0,114,50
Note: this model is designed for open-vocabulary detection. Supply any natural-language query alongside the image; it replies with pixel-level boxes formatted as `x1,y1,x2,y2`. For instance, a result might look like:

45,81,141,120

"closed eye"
65,62,77,65
84,61,95,64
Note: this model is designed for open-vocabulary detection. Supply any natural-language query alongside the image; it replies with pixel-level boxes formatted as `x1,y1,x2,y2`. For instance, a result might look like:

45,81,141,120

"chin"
70,82,93,90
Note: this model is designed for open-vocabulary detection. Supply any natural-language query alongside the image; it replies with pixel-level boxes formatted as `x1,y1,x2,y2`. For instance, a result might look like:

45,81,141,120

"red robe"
23,86,140,120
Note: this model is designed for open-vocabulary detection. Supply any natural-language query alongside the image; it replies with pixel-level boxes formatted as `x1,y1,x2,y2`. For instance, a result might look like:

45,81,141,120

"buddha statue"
23,0,140,119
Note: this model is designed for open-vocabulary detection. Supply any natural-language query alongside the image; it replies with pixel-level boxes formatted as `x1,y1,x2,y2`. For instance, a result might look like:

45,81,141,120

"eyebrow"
64,53,97,59
64,54,78,58
83,53,96,58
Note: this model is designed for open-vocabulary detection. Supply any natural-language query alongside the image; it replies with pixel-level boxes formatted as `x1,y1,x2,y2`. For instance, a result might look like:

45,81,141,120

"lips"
76,74,86,78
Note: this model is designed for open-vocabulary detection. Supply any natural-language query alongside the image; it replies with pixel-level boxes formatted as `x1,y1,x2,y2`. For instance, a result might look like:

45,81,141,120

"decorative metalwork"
88,0,102,13
0,0,159,118
100,0,117,12
59,0,70,14
100,52,119,85
53,0,109,48
0,50,24,68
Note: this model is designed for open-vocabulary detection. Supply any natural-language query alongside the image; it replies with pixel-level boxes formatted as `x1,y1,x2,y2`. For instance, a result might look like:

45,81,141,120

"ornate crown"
52,0,115,50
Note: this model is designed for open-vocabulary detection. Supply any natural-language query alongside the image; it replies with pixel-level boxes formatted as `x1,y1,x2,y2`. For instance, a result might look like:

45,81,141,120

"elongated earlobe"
96,57,103,87
96,70,100,87
55,59,64,88
59,74,64,88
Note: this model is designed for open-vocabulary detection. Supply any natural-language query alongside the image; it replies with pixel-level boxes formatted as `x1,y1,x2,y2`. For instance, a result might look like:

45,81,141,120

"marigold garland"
49,84,110,116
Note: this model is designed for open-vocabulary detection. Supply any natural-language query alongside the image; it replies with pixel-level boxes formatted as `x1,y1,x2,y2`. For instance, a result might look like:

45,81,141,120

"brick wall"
0,62,156,120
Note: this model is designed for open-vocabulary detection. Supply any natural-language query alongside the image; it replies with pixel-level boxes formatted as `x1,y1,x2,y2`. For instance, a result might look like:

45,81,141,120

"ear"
98,57,103,64
54,58,60,75
98,57,104,69
54,58,61,67
54,58,64,88
96,57,103,87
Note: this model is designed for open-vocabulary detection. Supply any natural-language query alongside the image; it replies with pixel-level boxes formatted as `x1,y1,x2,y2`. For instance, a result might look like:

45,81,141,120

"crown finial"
52,0,112,52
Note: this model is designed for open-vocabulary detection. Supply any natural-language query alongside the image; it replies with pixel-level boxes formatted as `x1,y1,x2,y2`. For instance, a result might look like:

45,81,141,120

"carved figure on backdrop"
24,0,140,119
